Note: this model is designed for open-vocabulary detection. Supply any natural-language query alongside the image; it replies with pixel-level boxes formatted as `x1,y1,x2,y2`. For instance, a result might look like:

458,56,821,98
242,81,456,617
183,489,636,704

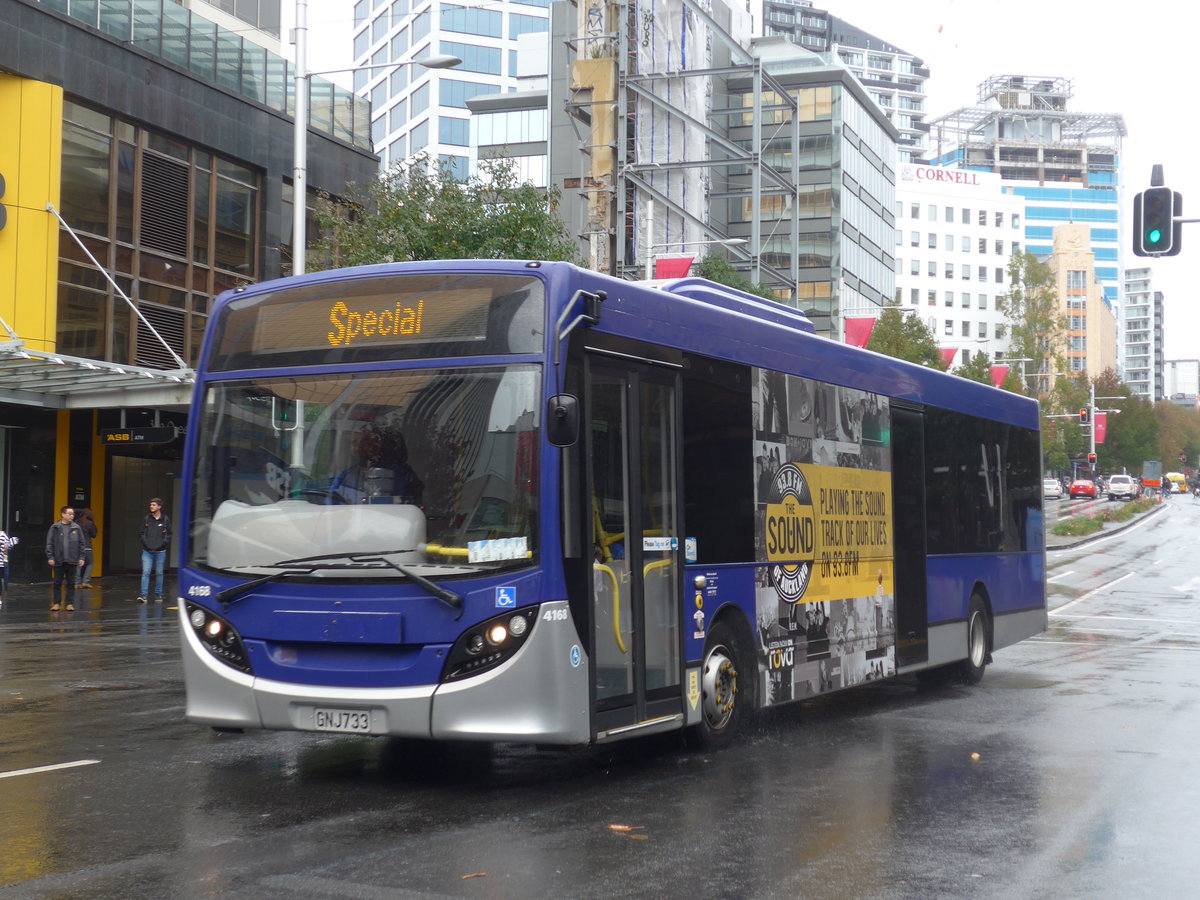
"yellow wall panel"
0,76,63,353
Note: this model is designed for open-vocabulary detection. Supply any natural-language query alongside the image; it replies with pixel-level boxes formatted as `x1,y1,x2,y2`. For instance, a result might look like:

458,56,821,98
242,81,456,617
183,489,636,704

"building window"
961,321,970,337
441,80,500,108
438,116,470,146
944,263,954,279
928,233,937,249
961,265,970,280
1012,213,1021,229
961,236,970,252
994,240,1003,255
945,206,954,222
911,202,920,219
910,231,919,247
995,211,1004,227
928,204,937,222
441,40,503,74
910,288,920,304
978,322,988,338
510,12,548,38
978,238,987,254
978,266,987,282
978,210,987,226
944,320,953,335
961,292,970,307
961,207,970,224
928,261,937,277
1067,270,1087,290
995,268,1004,283
911,260,920,275
978,294,987,309
927,290,937,305
944,291,954,306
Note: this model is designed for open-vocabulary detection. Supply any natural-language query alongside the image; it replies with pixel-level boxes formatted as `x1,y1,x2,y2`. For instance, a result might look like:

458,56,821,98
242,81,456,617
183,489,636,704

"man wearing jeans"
138,498,171,603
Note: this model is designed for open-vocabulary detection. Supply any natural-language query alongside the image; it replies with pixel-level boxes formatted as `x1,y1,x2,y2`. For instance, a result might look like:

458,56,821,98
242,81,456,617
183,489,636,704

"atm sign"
101,427,178,444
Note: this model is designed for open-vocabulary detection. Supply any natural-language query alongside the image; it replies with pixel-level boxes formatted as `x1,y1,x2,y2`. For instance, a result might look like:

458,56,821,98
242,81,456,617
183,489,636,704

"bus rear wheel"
956,596,989,684
686,622,745,750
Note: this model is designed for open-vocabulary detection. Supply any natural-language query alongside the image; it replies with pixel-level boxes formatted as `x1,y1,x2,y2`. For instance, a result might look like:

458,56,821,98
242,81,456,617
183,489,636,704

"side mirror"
546,394,579,447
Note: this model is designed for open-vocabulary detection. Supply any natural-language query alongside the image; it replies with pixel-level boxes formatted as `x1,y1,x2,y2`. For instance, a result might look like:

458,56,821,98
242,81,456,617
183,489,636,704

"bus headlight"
185,601,252,674
441,607,538,682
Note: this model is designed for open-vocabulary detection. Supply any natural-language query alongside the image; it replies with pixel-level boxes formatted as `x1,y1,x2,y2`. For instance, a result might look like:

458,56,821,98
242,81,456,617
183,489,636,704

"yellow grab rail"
593,562,627,654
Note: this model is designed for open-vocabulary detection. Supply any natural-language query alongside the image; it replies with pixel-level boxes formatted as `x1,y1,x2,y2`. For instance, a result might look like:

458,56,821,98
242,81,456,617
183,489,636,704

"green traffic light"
1147,228,1163,244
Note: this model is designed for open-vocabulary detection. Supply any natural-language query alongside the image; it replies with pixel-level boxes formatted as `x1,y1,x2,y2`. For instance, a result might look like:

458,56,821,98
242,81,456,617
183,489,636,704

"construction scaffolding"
558,0,801,298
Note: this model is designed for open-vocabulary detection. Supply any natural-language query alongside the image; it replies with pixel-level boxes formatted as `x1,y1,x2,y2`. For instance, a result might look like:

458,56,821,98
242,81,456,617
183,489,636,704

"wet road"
1,502,1199,899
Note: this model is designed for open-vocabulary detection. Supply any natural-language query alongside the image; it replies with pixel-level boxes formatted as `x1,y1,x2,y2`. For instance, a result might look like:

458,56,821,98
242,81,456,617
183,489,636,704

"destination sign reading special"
209,274,545,369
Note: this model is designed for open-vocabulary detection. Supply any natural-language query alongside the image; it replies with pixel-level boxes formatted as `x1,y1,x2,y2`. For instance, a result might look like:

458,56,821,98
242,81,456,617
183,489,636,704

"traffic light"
1180,454,1187,464
1133,186,1181,256
1079,407,1090,425
1088,452,1097,465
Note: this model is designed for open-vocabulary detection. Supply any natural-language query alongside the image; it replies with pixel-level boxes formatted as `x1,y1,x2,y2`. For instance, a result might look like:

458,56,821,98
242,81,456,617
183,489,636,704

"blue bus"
179,260,1046,747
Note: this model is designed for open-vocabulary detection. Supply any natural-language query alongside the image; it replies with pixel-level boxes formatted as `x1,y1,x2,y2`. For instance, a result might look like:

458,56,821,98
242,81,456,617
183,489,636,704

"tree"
997,250,1067,394
952,350,995,385
309,155,580,270
1154,401,1200,472
1086,370,1157,475
694,254,777,300
864,304,946,370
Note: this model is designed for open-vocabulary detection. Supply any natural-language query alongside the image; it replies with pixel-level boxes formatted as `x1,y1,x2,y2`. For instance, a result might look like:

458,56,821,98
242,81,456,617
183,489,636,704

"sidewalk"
0,573,171,613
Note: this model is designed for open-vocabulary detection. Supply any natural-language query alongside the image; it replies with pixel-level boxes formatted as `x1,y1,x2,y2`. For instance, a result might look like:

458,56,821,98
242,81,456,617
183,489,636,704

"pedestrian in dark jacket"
138,498,171,603
46,507,85,612
75,508,98,588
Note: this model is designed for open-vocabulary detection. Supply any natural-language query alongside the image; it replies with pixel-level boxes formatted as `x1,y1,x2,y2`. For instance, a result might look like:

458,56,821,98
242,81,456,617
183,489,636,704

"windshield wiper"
217,568,312,607
221,549,465,618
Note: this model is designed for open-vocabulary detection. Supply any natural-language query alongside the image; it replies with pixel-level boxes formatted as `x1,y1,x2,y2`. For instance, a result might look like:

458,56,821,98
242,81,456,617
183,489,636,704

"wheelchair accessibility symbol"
495,586,516,608
570,645,582,668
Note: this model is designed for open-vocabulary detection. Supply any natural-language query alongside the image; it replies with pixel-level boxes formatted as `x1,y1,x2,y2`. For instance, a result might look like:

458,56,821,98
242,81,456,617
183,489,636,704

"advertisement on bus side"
753,370,896,706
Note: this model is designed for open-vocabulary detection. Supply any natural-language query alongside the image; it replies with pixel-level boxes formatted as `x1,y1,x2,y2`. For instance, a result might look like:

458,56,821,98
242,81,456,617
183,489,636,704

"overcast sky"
288,0,1198,360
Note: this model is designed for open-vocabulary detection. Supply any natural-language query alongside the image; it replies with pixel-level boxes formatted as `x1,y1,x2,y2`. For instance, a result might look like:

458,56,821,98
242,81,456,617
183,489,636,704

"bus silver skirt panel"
900,607,1047,673
431,600,591,745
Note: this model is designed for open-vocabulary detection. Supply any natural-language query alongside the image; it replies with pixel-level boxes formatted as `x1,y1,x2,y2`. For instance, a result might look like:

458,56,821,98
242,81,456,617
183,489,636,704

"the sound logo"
764,463,815,603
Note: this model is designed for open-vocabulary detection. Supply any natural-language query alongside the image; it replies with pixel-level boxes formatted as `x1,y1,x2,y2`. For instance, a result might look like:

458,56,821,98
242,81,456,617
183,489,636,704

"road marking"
1051,571,1136,615
1047,570,1075,584
1173,576,1200,594
0,759,101,780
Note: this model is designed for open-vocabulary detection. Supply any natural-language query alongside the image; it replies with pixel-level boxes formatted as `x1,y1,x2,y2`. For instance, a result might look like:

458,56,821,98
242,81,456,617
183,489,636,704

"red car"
1069,479,1097,499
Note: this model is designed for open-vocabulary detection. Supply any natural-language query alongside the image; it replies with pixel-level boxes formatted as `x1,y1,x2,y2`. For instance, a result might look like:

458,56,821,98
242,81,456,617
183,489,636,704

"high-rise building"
756,0,929,163
0,0,375,582
350,0,551,179
925,76,1126,312
1164,359,1199,410
893,164,1024,365
1123,267,1165,402
1047,224,1117,379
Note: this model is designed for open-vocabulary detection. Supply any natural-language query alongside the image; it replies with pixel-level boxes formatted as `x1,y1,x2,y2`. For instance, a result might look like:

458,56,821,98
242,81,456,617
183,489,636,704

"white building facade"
1122,267,1164,402
893,163,1024,365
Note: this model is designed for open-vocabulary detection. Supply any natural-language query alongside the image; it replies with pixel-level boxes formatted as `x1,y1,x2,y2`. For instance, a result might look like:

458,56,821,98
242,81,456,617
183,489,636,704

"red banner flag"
654,256,694,279
988,365,1009,387
844,318,876,348
939,348,958,370
1094,412,1107,444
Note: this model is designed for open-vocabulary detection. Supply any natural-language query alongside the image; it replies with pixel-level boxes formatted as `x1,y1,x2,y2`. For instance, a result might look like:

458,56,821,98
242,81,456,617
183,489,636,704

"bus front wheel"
686,621,745,750
956,596,990,684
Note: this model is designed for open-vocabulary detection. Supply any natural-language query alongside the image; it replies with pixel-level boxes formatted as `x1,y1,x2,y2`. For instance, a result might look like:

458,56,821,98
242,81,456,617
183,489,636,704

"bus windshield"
189,365,540,577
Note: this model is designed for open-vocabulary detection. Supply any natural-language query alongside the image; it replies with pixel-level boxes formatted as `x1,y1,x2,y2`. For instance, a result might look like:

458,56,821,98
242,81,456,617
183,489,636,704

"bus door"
586,357,683,739
891,405,929,667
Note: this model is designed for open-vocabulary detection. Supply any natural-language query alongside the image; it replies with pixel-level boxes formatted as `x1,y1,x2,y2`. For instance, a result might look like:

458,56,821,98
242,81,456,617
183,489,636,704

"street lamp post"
646,238,747,279
291,0,459,274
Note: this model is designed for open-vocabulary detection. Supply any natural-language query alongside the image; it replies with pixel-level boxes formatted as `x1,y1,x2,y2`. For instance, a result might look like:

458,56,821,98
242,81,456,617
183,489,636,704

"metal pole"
292,0,310,275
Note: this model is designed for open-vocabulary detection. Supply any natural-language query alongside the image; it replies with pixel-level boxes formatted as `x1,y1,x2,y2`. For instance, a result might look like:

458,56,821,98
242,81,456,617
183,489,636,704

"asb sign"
101,427,178,445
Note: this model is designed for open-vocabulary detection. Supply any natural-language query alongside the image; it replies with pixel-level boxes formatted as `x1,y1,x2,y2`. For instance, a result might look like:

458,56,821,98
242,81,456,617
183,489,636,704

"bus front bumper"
178,600,591,744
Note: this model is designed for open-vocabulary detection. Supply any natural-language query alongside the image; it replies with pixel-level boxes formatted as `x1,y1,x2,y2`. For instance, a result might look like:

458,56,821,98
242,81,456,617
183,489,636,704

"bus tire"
956,595,990,685
685,621,746,750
